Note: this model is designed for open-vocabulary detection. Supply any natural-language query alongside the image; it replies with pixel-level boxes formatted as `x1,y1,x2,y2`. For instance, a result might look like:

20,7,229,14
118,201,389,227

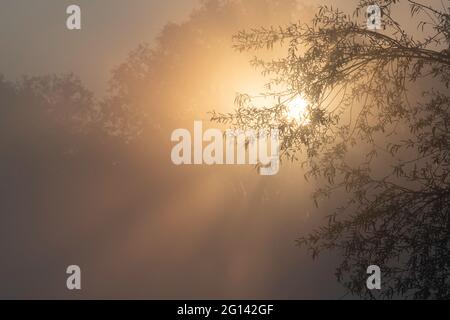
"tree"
211,0,450,299
100,0,304,142
0,73,98,139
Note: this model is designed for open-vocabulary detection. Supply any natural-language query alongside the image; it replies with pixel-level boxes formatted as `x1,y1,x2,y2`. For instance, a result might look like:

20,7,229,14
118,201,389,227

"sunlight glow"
286,96,310,123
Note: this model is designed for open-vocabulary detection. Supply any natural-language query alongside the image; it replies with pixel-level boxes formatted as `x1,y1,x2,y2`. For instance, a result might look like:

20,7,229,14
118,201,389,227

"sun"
286,96,310,123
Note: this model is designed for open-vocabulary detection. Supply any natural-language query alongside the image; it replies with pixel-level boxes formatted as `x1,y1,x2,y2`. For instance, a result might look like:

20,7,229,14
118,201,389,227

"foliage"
211,0,450,299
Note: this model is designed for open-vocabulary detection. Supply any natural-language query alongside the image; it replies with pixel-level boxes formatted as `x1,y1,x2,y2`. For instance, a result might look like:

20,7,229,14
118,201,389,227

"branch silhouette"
212,0,450,299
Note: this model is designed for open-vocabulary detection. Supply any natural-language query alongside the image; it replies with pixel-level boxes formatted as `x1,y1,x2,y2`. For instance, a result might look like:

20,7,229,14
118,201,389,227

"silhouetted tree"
212,0,450,299
0,73,99,141
100,0,304,141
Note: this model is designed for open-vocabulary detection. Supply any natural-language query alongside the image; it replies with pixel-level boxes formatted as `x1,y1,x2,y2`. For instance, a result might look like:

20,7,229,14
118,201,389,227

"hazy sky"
0,0,371,94
0,0,199,93
0,0,439,94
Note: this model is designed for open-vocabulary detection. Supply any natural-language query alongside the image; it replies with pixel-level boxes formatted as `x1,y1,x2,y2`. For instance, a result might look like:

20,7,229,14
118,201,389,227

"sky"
0,0,372,94
0,0,199,93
